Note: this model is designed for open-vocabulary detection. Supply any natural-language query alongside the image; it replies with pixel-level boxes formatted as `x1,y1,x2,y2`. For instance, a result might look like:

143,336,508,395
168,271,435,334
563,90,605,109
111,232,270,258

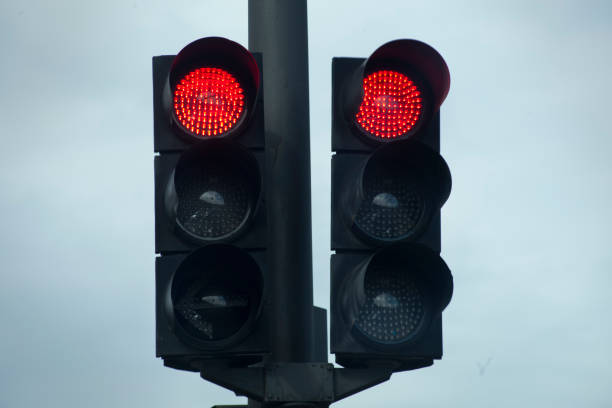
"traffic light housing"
153,37,269,372
330,39,453,372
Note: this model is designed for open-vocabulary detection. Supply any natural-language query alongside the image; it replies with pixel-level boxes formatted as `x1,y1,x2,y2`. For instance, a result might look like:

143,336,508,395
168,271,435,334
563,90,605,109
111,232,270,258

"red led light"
174,67,245,137
355,70,423,139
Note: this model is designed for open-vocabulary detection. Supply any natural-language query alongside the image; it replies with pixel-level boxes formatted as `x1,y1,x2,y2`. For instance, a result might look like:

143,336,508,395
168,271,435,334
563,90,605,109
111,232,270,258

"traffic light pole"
248,0,314,363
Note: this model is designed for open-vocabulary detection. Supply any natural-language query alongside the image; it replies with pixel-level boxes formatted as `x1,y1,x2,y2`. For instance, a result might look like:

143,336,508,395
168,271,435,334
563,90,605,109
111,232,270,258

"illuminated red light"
355,70,423,139
174,67,245,137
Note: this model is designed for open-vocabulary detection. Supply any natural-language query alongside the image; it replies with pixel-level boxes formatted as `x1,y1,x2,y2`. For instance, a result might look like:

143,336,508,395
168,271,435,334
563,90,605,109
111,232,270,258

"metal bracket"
265,363,334,402
201,363,265,401
333,367,392,402
202,362,393,404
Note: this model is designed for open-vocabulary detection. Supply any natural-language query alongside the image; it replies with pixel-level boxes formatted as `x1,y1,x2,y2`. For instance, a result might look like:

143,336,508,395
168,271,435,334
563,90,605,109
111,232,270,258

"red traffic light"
366,39,450,112
331,39,453,374
342,39,450,144
165,37,260,140
355,70,423,140
174,67,246,137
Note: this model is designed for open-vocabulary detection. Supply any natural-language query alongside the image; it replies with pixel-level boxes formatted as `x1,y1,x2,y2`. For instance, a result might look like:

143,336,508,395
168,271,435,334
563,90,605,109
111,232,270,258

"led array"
355,269,425,343
355,70,422,139
176,161,251,240
355,163,424,241
174,67,245,137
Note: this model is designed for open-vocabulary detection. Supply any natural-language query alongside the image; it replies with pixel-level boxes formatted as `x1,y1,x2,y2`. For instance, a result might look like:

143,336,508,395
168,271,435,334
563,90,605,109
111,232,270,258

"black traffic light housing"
331,244,452,371
153,37,269,372
331,39,453,372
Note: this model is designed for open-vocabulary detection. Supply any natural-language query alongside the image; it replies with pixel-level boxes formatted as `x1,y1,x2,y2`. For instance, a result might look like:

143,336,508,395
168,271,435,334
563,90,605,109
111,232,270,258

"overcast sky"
1,1,611,407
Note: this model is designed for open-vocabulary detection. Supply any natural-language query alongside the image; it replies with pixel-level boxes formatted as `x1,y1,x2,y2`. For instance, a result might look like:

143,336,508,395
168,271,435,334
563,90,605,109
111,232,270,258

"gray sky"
1,0,611,407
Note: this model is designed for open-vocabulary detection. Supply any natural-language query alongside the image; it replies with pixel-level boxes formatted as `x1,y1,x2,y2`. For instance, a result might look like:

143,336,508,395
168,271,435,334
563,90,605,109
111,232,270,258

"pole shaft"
248,0,314,363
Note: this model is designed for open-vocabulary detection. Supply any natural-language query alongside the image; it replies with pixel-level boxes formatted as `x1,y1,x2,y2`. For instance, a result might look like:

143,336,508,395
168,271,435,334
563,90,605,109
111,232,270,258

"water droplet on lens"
200,190,225,205
201,295,227,307
372,192,399,208
373,292,400,308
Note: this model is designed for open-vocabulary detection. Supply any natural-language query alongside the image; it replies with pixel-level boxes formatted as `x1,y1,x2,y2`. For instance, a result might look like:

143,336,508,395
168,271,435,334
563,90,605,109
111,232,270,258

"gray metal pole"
248,0,314,363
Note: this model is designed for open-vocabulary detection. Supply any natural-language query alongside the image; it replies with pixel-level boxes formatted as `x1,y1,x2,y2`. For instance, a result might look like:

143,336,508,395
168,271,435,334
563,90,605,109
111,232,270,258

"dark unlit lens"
354,163,424,241
354,268,425,343
176,160,251,240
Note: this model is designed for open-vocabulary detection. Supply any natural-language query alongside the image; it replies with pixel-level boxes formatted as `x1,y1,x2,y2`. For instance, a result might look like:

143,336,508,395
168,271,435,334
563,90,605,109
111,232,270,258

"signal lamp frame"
338,39,450,147
162,37,261,142
367,39,450,111
164,140,262,246
343,141,451,246
342,267,433,350
332,244,453,353
165,245,265,351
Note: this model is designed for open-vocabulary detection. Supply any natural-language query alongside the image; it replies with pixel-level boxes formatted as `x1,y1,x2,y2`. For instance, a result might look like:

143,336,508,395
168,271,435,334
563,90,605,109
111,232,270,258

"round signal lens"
176,160,253,240
173,67,245,137
171,245,263,344
355,70,423,139
353,154,425,242
354,267,426,344
354,168,424,241
172,142,260,243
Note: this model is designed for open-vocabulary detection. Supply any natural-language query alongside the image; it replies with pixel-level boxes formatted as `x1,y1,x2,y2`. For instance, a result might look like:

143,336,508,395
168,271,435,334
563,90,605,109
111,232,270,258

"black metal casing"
153,40,270,372
330,40,453,373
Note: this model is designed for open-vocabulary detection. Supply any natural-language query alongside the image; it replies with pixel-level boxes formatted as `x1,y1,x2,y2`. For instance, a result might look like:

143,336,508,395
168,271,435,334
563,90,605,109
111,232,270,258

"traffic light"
330,39,453,372
153,37,269,372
